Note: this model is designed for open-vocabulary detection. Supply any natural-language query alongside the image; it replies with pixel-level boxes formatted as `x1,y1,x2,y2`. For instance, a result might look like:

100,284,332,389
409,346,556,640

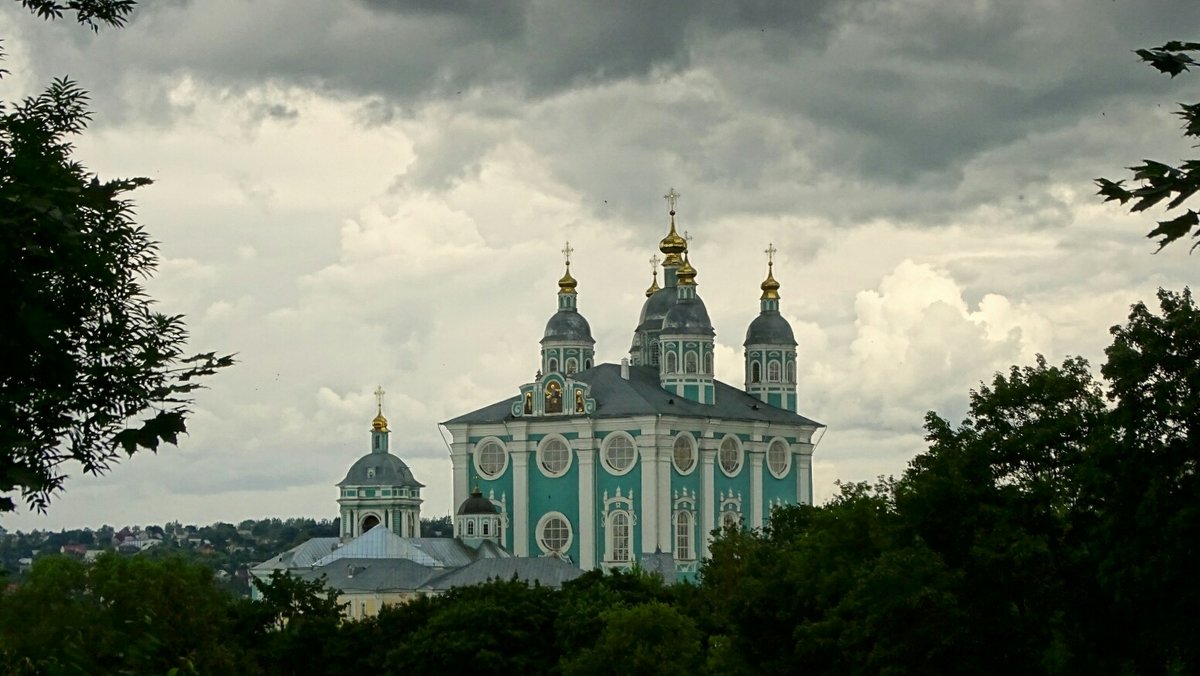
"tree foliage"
1097,41,1200,251
0,0,232,512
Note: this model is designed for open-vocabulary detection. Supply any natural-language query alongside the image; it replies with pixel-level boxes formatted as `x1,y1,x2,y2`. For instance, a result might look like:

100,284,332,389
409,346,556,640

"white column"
639,439,658,556
578,446,596,569
450,440,469,512
701,447,716,557
657,451,672,552
511,448,529,556
796,443,814,505
750,450,764,529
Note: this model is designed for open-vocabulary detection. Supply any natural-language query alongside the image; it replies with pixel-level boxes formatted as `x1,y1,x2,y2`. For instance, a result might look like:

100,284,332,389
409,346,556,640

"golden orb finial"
559,241,578,294
372,385,390,431
760,243,781,300
676,252,698,286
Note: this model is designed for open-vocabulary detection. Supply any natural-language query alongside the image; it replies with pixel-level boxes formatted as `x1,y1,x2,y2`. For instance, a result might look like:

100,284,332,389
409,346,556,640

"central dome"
663,297,714,335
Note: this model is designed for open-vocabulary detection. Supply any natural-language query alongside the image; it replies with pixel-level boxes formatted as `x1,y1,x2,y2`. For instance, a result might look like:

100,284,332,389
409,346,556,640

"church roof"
250,537,340,574
443,363,822,428
338,452,425,488
310,527,506,568
302,557,438,592
422,556,585,591
745,310,797,346
541,309,595,344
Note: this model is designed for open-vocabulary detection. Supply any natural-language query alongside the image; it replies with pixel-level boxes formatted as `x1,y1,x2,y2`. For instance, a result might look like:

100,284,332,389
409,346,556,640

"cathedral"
442,190,823,577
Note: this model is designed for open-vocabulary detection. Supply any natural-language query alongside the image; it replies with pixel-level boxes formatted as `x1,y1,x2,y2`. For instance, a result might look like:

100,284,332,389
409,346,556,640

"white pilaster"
750,450,764,529
796,443,814,505
578,445,596,569
450,440,469,512
657,450,672,551
701,445,716,557
639,435,659,555
511,446,530,556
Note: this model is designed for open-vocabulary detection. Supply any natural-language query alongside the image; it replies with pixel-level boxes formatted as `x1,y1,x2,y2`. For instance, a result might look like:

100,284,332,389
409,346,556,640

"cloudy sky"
2,0,1197,531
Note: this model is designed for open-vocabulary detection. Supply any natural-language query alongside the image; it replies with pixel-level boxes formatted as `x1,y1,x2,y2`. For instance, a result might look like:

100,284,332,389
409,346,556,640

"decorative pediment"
511,373,597,417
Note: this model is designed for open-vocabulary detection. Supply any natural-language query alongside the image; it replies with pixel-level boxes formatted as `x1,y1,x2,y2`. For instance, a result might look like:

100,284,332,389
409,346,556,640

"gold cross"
649,254,660,272
374,385,386,413
663,187,680,212
562,241,574,265
765,242,777,266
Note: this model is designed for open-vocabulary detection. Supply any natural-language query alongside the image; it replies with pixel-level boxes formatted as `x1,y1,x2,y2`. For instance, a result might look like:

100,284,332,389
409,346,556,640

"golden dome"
558,261,578,293
760,262,781,300
676,253,697,286
658,214,687,268
372,412,389,432
645,269,660,297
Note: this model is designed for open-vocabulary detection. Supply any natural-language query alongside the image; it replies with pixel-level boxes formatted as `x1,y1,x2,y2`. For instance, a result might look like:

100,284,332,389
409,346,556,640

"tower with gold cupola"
443,189,824,582
337,387,425,540
744,244,798,412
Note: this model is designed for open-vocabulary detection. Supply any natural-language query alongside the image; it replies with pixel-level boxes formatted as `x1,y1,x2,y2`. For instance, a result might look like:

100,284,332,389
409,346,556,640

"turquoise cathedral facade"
442,192,824,578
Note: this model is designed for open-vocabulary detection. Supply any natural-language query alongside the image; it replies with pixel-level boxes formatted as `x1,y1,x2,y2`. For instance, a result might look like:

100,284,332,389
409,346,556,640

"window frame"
472,437,509,479
672,433,697,475
606,509,632,563
767,436,791,479
718,435,743,477
536,511,574,556
536,435,573,478
601,432,638,476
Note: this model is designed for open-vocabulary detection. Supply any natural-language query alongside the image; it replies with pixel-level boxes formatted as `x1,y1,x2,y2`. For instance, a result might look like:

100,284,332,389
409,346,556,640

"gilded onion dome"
658,187,687,267
559,261,578,294
645,268,660,297
371,412,389,432
676,253,697,286
760,261,781,300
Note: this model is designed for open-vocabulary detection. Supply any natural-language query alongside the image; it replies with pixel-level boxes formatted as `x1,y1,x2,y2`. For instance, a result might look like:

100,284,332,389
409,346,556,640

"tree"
1096,42,1200,251
0,1,232,512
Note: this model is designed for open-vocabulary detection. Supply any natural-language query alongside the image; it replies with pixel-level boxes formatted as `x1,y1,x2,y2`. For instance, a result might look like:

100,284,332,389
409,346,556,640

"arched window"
665,351,677,373
584,359,592,369
704,352,713,374
751,361,761,383
566,357,578,375
786,360,795,383
650,342,660,366
548,357,559,373
675,511,693,560
684,351,698,373
608,511,631,562
545,381,563,414
361,514,379,533
482,521,490,536
768,360,781,382
466,520,475,536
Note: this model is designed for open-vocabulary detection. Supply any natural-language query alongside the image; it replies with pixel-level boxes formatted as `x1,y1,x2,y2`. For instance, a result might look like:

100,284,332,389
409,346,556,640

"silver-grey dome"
338,453,425,488
635,286,678,333
662,298,715,336
541,310,595,344
457,490,499,516
744,311,797,346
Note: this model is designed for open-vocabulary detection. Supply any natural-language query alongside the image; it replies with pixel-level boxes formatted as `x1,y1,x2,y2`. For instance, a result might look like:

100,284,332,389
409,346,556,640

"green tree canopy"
0,0,232,512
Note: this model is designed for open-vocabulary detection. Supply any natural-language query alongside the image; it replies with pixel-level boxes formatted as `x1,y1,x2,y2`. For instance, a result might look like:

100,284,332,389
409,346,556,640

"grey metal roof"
251,537,340,573
443,363,822,427
662,297,715,335
338,452,425,488
422,557,585,591
457,490,500,516
309,528,501,568
301,557,437,593
541,309,595,344
744,311,797,346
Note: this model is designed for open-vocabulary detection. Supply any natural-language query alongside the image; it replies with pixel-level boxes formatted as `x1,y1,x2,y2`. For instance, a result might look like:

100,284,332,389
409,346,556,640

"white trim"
535,511,573,556
718,434,744,477
766,437,791,479
535,434,573,478
750,451,764,529
472,436,509,479
600,431,638,476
